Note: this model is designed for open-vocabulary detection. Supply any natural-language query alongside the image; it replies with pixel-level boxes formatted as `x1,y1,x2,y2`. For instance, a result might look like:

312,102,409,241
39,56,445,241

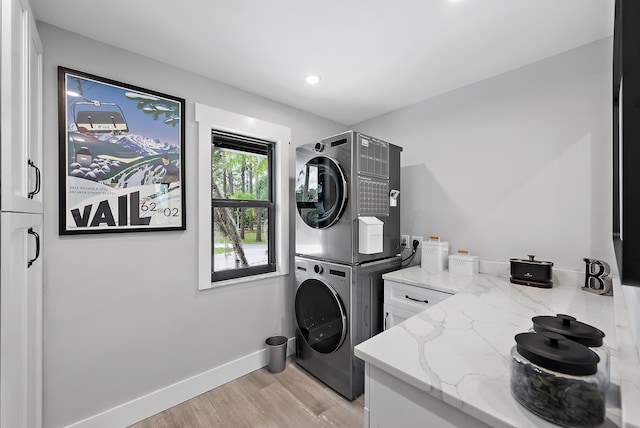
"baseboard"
65,337,296,428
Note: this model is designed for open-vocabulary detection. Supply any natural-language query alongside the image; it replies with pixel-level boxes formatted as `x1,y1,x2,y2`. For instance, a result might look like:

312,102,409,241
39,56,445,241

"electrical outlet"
411,235,423,250
401,234,410,247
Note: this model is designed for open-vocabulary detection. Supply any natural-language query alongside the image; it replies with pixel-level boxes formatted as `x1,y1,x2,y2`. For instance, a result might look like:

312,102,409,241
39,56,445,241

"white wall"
353,37,615,272
38,23,347,428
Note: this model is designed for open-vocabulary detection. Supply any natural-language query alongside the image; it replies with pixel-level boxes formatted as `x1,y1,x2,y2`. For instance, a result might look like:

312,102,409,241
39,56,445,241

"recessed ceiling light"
306,75,321,85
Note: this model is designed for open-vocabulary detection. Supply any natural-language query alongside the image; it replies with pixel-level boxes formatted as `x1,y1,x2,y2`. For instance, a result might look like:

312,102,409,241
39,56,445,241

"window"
195,103,290,290
211,132,275,281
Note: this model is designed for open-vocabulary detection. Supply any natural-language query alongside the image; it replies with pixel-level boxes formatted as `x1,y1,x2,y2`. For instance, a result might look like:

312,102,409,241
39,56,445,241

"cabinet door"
383,303,416,330
367,364,491,428
1,212,43,428
1,0,44,213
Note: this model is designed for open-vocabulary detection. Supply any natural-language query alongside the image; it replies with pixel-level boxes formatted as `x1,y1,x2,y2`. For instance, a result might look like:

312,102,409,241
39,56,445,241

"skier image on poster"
59,67,185,234
150,155,180,184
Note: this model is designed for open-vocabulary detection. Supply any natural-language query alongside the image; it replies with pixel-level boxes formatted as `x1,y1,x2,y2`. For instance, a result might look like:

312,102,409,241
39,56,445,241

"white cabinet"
1,0,44,427
383,279,453,330
383,303,415,330
366,363,490,428
1,0,44,214
1,213,43,428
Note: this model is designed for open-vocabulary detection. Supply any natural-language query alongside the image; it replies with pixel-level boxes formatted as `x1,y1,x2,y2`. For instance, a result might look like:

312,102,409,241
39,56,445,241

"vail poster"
58,67,186,234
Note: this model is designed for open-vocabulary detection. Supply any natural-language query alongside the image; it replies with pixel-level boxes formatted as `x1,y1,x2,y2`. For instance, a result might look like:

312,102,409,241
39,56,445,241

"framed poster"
58,67,186,234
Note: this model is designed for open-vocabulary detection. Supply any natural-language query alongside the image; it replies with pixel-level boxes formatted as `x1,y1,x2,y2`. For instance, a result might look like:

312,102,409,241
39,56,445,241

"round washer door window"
294,278,347,354
295,156,347,229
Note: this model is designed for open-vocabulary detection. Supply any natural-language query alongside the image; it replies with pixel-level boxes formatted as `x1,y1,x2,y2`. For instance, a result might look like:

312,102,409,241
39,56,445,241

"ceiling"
30,0,614,126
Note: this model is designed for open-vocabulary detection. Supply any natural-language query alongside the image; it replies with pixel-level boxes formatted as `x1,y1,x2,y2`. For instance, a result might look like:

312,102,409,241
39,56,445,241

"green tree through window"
211,131,275,281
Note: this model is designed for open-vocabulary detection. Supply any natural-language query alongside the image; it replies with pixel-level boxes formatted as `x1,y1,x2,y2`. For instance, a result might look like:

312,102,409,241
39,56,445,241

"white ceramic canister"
421,236,449,272
448,250,479,276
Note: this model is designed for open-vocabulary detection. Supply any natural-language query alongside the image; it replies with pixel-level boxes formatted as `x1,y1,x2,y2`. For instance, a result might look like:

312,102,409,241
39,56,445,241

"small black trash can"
265,336,287,373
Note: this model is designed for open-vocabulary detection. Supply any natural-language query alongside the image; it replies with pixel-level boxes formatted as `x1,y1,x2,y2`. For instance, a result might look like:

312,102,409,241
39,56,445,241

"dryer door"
295,156,347,229
295,278,347,354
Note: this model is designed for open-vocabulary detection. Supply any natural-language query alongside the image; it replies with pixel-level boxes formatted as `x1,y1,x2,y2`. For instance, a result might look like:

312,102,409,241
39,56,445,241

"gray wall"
353,37,615,272
38,23,346,427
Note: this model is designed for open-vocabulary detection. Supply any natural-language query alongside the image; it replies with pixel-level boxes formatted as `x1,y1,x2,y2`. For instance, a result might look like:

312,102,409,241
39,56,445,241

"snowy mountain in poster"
68,123,178,157
99,132,179,156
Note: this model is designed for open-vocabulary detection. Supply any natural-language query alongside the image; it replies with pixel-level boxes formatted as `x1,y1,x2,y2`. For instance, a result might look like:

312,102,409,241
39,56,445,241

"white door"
383,303,415,330
1,0,44,214
1,212,43,428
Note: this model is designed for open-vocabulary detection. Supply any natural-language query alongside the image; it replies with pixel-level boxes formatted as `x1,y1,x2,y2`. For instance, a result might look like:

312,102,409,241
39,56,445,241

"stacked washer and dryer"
293,131,402,400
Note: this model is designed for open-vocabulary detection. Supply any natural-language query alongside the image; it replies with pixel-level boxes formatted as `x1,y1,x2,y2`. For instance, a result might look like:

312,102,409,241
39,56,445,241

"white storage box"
448,250,479,276
421,236,449,271
358,216,383,254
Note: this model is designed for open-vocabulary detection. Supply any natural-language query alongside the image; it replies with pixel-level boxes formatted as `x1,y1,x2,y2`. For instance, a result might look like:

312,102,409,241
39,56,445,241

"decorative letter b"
583,258,613,296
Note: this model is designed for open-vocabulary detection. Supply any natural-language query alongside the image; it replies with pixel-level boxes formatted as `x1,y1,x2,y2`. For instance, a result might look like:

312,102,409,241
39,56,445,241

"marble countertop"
355,266,622,428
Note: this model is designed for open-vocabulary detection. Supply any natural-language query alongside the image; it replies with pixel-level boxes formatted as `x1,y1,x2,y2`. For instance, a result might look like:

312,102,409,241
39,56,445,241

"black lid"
532,314,605,347
515,331,599,376
509,255,554,266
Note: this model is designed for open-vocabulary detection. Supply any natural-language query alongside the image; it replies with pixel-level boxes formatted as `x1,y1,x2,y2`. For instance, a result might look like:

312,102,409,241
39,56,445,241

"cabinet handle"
27,227,40,268
405,294,428,304
384,312,389,330
27,159,41,199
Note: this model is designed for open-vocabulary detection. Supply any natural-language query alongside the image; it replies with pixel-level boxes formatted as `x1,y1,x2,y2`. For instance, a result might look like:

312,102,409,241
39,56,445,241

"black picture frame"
58,67,186,234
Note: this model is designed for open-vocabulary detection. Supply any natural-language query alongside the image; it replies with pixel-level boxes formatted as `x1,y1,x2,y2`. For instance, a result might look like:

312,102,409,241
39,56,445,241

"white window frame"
196,103,290,290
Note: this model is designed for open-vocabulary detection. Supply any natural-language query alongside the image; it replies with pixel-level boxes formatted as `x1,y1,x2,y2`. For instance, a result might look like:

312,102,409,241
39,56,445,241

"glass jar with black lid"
532,314,609,388
511,331,606,427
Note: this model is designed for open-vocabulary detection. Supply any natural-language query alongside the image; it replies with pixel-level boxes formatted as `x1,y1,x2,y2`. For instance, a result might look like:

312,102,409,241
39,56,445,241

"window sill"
202,270,289,290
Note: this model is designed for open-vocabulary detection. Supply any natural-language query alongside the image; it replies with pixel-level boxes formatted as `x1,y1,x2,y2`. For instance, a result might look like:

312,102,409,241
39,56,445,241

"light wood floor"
129,358,365,428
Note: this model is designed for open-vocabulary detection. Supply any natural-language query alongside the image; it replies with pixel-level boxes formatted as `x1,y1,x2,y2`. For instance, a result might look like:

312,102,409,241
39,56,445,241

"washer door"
295,278,347,354
295,156,347,229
